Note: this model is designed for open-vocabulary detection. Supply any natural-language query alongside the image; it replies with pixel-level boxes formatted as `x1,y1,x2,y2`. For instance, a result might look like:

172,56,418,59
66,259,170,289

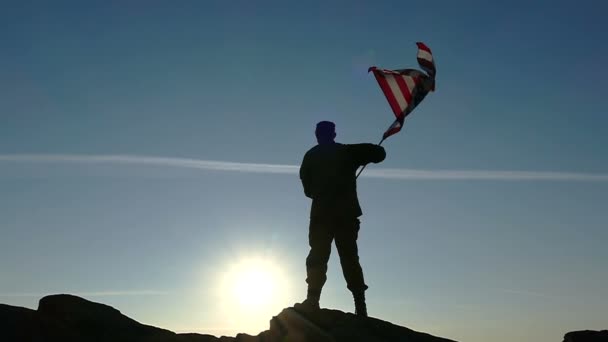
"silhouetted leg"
305,218,334,297
334,217,368,293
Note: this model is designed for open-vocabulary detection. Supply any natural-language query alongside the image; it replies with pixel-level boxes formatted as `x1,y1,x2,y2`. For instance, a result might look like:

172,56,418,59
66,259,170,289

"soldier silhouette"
299,121,386,317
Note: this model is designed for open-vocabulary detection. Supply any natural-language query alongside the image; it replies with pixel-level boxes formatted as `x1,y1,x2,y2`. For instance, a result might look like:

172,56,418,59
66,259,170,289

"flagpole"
355,136,386,179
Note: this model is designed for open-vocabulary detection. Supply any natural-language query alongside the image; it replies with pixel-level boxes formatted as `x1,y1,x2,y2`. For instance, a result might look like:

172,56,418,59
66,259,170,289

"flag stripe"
418,49,433,62
416,42,436,77
383,117,405,139
385,74,408,114
418,59,436,73
417,49,433,63
416,42,431,53
404,75,417,94
373,72,402,116
395,75,413,105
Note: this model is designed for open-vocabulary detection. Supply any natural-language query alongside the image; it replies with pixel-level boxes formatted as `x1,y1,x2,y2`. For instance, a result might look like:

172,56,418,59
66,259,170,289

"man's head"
315,121,336,144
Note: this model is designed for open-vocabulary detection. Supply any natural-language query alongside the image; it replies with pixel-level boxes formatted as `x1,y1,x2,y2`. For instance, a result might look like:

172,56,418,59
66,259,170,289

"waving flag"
369,42,436,139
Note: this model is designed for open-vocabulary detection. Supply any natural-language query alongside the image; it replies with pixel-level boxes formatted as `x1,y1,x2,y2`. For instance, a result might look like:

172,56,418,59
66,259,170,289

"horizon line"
0,290,169,298
1,154,607,182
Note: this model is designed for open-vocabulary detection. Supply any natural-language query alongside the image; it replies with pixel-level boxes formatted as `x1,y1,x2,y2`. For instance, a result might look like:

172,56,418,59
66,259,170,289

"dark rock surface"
0,294,459,342
564,330,608,342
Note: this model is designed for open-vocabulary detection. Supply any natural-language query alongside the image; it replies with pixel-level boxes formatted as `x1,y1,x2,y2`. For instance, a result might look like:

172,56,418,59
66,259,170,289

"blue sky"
1,1,607,341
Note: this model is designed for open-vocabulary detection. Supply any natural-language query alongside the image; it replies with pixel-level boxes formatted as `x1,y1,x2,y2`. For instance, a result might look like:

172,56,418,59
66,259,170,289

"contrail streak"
0,154,298,174
1,154,607,182
498,288,556,299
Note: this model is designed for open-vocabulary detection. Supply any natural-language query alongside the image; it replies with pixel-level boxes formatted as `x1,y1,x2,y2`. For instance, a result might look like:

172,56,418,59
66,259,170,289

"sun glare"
232,265,275,307
217,256,291,332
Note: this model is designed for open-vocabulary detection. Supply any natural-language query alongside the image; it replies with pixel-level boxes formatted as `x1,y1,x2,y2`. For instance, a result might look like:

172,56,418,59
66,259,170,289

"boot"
353,291,367,317
301,288,321,310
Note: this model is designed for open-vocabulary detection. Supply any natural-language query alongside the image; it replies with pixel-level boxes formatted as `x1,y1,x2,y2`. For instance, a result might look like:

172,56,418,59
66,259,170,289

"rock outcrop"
564,330,608,342
0,294,457,342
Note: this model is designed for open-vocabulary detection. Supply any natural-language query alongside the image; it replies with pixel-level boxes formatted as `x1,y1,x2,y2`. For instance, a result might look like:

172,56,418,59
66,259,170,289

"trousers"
305,216,368,294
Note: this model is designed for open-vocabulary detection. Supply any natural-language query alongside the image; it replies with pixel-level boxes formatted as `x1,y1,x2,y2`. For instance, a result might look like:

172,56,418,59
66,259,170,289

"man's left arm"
349,143,386,166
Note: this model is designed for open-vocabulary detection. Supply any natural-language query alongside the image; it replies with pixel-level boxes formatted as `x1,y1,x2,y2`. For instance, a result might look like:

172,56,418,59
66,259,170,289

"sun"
232,263,275,307
218,256,290,319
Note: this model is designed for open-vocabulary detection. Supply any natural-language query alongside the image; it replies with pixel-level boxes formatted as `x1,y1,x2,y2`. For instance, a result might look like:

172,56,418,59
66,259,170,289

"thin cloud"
1,154,607,182
0,154,298,174
498,288,556,299
365,168,608,181
0,290,169,298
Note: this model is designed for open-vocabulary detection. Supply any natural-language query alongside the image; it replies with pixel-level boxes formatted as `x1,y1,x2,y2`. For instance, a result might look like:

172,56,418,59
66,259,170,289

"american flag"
369,42,436,139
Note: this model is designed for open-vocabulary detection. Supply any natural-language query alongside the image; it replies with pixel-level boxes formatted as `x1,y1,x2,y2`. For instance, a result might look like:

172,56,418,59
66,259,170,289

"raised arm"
348,143,386,167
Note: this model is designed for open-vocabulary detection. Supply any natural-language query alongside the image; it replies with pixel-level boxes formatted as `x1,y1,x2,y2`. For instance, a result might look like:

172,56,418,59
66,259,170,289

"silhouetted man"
299,121,386,317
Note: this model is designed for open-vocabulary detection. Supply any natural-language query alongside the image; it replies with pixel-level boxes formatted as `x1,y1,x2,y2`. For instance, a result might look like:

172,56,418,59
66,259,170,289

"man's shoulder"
344,143,384,151
303,146,316,159
305,143,344,155
302,146,317,164
305,145,319,154
344,142,372,148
